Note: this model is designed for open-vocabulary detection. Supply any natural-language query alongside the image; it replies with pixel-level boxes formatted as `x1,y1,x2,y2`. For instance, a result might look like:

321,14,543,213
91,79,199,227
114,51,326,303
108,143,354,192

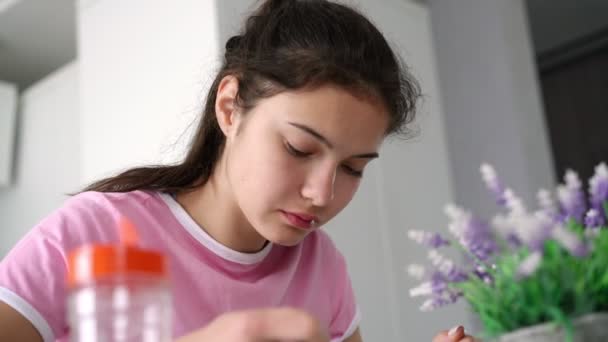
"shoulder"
32,190,163,246
301,229,338,253
299,230,347,268
62,190,159,212
56,190,163,222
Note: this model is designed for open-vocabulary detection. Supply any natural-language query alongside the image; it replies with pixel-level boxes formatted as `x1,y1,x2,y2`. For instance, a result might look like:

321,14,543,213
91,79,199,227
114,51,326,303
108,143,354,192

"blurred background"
0,0,606,340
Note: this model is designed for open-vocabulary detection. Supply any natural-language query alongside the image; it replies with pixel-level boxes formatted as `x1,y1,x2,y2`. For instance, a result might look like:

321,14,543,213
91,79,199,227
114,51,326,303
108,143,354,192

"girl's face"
220,81,389,246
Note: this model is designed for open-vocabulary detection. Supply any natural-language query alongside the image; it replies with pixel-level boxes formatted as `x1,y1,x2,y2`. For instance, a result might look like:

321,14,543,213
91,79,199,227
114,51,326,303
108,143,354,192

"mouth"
280,210,319,230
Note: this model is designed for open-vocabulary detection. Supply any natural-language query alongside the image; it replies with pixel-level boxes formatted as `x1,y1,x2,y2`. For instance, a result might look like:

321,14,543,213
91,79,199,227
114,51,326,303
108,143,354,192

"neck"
175,160,268,253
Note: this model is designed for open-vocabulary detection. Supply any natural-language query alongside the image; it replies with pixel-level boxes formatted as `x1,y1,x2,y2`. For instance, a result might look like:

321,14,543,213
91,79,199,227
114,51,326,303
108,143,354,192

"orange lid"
67,218,167,287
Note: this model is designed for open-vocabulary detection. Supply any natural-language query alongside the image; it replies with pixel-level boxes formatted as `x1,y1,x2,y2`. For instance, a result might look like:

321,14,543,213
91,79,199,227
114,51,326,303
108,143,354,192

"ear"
215,75,241,138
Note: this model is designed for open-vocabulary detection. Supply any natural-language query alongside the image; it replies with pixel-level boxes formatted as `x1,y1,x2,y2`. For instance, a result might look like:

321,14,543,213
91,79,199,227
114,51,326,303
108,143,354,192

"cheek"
330,176,360,213
233,138,303,199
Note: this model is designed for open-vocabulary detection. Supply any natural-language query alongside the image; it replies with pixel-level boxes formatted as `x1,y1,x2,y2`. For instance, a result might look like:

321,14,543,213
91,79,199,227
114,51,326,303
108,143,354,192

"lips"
280,210,319,230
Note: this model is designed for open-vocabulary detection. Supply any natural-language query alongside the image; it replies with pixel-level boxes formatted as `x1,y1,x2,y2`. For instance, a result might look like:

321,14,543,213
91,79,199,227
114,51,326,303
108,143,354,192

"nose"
301,163,336,207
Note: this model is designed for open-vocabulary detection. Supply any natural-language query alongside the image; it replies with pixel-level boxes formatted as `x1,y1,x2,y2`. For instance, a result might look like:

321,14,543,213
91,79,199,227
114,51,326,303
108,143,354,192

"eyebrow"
288,122,380,159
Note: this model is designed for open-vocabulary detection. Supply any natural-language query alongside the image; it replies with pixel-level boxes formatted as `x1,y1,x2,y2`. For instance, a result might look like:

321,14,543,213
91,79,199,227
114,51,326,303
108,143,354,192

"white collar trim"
158,192,273,265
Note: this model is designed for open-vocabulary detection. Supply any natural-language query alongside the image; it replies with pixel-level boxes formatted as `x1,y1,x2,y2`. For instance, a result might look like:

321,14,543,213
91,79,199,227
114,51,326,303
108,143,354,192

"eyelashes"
342,165,363,177
284,141,363,178
285,142,311,158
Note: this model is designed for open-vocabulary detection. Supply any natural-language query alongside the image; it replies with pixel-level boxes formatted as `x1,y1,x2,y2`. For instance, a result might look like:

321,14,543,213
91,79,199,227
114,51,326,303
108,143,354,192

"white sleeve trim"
0,287,55,342
331,306,361,342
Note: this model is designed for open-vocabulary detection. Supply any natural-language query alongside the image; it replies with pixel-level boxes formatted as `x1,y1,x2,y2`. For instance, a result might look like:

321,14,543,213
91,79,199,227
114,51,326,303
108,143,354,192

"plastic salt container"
67,218,171,342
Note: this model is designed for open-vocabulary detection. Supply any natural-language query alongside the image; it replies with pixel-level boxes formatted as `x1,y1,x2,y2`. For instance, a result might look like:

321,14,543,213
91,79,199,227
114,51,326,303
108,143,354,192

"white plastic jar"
66,221,171,342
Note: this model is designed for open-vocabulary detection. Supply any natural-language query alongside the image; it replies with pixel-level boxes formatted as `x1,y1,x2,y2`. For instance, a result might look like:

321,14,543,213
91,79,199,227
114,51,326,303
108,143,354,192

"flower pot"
494,313,608,342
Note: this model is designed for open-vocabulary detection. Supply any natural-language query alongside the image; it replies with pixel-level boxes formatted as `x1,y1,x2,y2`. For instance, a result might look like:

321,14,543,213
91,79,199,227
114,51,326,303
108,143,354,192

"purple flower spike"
473,265,494,284
408,230,450,248
526,212,555,252
585,209,603,229
428,250,469,282
504,189,527,217
589,163,608,225
537,189,560,223
491,214,522,248
445,204,498,261
557,170,587,224
409,271,447,298
406,264,426,281
420,296,451,312
419,289,463,312
517,250,542,279
481,163,507,207
552,225,588,257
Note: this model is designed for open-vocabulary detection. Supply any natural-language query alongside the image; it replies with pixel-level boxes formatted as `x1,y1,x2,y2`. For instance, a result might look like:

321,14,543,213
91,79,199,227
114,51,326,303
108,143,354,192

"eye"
341,164,363,178
285,142,312,158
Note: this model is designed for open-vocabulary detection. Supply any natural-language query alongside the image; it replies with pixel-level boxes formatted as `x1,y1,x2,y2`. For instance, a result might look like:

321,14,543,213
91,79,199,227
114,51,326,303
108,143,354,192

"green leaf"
547,306,574,342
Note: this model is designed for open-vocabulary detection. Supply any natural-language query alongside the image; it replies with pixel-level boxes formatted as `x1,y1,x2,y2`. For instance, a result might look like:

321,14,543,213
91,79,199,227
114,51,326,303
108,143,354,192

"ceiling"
0,0,75,90
526,0,608,55
0,0,607,91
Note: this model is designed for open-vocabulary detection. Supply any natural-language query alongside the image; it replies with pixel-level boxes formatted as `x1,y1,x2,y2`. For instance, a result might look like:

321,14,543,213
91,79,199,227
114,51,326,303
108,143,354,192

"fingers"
176,308,329,342
236,308,330,342
432,326,480,342
447,326,465,340
432,331,449,342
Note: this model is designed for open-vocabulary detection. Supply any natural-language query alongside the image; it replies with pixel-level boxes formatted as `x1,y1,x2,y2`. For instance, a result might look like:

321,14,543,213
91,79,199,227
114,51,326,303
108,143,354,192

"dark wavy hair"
83,0,421,194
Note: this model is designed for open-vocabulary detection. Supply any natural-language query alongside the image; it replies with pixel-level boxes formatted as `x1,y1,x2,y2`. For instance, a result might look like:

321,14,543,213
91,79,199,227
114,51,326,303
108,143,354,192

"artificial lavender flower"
503,188,527,217
420,297,450,312
419,288,463,312
493,190,553,253
510,211,553,252
409,275,446,297
407,230,450,248
407,162,608,315
491,214,522,248
537,189,559,222
585,209,603,229
499,189,548,250
444,204,498,261
557,170,587,224
473,264,493,285
589,162,608,225
407,251,469,311
481,163,507,206
406,264,426,281
428,250,468,282
552,224,588,257
516,250,542,278
411,271,463,311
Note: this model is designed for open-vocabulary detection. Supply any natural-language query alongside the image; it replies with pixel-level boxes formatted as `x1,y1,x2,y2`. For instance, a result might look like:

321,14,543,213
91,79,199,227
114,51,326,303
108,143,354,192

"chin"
264,228,309,247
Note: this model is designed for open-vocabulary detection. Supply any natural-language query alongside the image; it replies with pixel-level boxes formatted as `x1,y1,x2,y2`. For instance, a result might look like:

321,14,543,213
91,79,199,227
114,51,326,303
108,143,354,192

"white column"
0,80,17,187
429,0,555,218
0,63,80,257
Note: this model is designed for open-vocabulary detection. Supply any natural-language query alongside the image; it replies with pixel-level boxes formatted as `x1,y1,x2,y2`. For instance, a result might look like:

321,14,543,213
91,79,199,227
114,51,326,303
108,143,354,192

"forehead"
250,85,389,148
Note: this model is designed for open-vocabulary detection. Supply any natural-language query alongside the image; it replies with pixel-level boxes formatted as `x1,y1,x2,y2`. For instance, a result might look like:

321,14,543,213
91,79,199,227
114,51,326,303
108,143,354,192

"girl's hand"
176,307,330,342
433,325,478,342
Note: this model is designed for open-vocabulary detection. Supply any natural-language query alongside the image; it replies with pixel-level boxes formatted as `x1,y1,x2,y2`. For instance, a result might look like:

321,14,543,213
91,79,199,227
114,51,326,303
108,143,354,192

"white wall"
0,62,80,257
78,0,220,184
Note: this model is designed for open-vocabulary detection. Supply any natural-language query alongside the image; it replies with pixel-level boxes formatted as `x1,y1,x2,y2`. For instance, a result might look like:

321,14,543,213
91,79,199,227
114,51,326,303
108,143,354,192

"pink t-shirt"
0,190,359,341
